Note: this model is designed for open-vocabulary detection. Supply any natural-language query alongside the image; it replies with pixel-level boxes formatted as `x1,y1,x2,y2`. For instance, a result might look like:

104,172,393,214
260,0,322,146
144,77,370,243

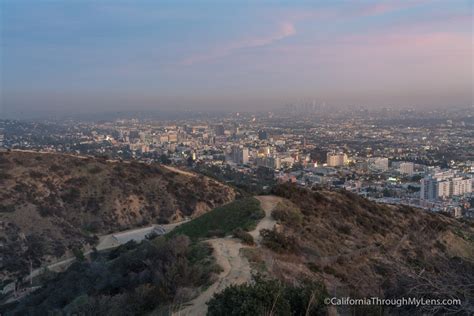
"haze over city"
1,0,472,118
1,1,474,314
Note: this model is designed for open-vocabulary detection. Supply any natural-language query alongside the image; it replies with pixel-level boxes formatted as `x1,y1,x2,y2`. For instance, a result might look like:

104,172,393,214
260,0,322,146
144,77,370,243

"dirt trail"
177,195,283,316
162,165,197,177
24,221,189,283
251,196,281,244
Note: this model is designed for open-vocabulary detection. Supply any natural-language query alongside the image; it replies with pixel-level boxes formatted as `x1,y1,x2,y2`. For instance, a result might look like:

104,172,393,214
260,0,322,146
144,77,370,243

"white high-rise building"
437,180,451,199
452,177,472,196
420,172,472,201
326,152,348,167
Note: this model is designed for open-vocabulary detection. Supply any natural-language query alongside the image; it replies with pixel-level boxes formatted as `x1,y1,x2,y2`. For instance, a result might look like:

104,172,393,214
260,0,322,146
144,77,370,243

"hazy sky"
1,0,472,116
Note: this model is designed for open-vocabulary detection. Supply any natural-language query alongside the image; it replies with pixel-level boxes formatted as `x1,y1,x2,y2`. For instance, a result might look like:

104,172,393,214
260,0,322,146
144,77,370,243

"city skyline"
1,0,472,117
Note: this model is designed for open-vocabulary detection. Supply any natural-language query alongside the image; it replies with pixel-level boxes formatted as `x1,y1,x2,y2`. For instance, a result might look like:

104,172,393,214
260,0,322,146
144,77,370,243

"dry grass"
268,184,474,314
0,151,235,281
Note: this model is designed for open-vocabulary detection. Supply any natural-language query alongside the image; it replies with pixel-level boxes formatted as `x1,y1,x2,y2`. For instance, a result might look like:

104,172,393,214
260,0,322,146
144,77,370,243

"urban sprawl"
1,107,472,218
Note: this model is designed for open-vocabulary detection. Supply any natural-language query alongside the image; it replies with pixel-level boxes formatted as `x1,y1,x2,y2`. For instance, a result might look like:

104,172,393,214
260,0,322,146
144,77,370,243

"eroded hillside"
0,151,235,281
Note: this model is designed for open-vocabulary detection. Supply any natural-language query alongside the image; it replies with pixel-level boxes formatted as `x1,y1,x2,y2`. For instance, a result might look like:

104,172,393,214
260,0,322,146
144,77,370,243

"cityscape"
1,107,472,218
1,0,473,315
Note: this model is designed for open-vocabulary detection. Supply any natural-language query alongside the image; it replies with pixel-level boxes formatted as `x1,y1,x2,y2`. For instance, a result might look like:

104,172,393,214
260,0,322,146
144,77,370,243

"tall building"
231,146,249,165
129,130,140,140
420,172,472,200
452,177,472,196
258,130,268,140
257,146,271,157
0,128,4,147
420,177,438,200
437,180,451,199
167,133,178,143
368,157,389,172
326,152,348,167
256,156,281,170
399,162,414,176
215,125,225,136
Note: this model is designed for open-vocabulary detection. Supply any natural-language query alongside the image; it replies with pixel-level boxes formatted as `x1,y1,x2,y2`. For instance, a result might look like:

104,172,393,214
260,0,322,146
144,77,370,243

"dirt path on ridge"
177,195,283,316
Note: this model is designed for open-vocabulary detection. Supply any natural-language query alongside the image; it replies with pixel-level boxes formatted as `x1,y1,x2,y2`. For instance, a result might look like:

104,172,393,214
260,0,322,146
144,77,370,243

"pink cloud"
262,26,471,77
181,22,296,65
355,0,427,16
281,0,428,23
341,30,471,55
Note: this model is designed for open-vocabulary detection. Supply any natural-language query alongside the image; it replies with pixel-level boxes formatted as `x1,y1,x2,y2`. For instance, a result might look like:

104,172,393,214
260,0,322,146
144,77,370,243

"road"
177,195,282,316
21,194,283,315
24,221,189,282
96,221,189,251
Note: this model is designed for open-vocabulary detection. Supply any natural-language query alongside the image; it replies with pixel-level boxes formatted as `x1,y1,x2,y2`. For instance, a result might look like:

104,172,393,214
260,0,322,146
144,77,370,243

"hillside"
1,196,267,315
0,151,235,282
2,174,473,314
258,185,474,314
3,235,221,315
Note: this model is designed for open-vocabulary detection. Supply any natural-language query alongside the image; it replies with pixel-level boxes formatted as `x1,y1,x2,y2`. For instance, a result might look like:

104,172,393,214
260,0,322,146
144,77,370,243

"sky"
1,0,473,117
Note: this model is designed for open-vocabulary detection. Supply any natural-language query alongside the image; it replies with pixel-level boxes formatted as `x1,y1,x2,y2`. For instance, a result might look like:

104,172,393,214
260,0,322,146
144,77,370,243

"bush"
260,228,299,253
0,204,15,213
37,204,62,217
29,170,45,179
7,236,219,315
48,164,63,173
61,187,81,203
306,262,321,273
233,228,254,245
0,171,12,179
72,247,85,261
207,275,327,316
207,229,226,238
88,165,103,174
272,203,303,227
337,224,352,235
170,197,264,240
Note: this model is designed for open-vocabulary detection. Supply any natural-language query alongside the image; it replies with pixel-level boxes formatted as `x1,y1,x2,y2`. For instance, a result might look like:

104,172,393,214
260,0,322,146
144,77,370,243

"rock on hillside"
0,151,235,281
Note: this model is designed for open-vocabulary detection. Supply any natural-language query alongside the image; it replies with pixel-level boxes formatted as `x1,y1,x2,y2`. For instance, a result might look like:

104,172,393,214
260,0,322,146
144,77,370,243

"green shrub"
337,224,352,235
88,165,103,174
272,202,303,227
207,229,226,238
72,247,85,261
61,187,81,203
0,204,15,213
306,262,321,273
207,275,327,316
7,236,219,315
260,228,299,253
170,197,264,240
37,204,62,217
233,228,255,245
